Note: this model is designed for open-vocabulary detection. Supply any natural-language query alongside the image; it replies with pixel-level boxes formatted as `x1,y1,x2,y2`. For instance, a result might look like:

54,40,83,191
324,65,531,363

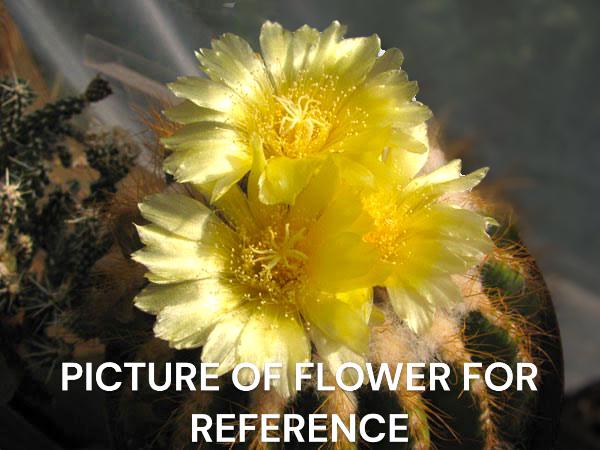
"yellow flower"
363,158,494,333
132,157,380,398
163,21,431,204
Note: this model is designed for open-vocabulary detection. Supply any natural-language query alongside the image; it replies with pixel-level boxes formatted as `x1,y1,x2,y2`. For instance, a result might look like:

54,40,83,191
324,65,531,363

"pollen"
362,190,413,265
251,73,365,159
231,221,309,308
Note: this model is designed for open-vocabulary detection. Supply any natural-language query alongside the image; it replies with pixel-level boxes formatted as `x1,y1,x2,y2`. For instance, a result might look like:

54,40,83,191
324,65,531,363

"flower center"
251,74,363,159
362,191,412,264
256,91,332,159
233,223,308,307
271,94,331,158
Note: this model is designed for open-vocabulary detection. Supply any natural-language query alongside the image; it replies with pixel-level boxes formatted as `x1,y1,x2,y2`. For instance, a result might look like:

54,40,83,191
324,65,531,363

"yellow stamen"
232,223,309,308
251,73,364,159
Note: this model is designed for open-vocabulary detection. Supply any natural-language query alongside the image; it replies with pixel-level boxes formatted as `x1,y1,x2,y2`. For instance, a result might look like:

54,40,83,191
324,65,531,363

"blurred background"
2,0,599,447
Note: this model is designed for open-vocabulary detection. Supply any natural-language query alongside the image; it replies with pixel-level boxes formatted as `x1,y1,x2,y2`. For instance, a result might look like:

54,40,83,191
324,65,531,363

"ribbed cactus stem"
460,275,535,365
447,346,499,449
398,389,431,450
425,311,500,449
470,376,500,450
481,301,533,364
371,316,431,450
0,76,35,145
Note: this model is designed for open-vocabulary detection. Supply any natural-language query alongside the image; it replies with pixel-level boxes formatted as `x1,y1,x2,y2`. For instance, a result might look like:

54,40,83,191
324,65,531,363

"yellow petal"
363,70,419,101
331,34,381,87
404,161,489,203
259,21,290,73
307,231,379,292
309,21,346,70
259,21,292,84
378,204,492,285
153,281,240,349
209,162,252,202
374,124,429,186
408,159,462,186
312,187,362,230
162,122,239,151
258,156,320,205
289,158,340,223
408,159,485,191
196,33,271,100
168,76,237,113
390,102,432,129
237,306,310,399
164,144,250,187
162,122,251,190
368,48,404,78
300,289,372,355
135,278,232,314
288,24,321,72
392,123,429,154
213,184,258,233
202,306,252,375
138,193,211,241
163,100,226,124
330,154,375,187
247,136,278,223
260,21,320,87
387,276,462,334
325,124,390,156
132,224,225,282
342,70,431,129
310,325,367,386
387,285,434,334
336,288,376,324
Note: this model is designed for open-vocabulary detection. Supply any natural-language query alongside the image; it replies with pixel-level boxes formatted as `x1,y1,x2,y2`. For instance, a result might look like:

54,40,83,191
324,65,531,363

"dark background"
5,0,600,446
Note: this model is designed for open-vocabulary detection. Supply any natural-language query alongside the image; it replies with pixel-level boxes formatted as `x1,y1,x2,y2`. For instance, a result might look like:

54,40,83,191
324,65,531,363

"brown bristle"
248,388,287,450
321,371,358,450
371,315,434,449
133,103,181,171
170,387,218,450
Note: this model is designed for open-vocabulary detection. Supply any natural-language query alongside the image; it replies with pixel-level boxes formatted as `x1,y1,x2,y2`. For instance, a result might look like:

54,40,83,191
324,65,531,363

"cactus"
1,22,562,450
70,21,562,450
64,135,561,450
0,75,139,387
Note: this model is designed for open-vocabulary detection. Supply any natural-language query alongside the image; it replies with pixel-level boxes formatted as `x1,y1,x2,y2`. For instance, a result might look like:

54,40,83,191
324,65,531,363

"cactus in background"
0,75,139,388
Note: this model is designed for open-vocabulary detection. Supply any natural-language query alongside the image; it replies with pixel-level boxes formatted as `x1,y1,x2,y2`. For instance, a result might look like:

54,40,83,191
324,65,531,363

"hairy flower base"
363,159,494,333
